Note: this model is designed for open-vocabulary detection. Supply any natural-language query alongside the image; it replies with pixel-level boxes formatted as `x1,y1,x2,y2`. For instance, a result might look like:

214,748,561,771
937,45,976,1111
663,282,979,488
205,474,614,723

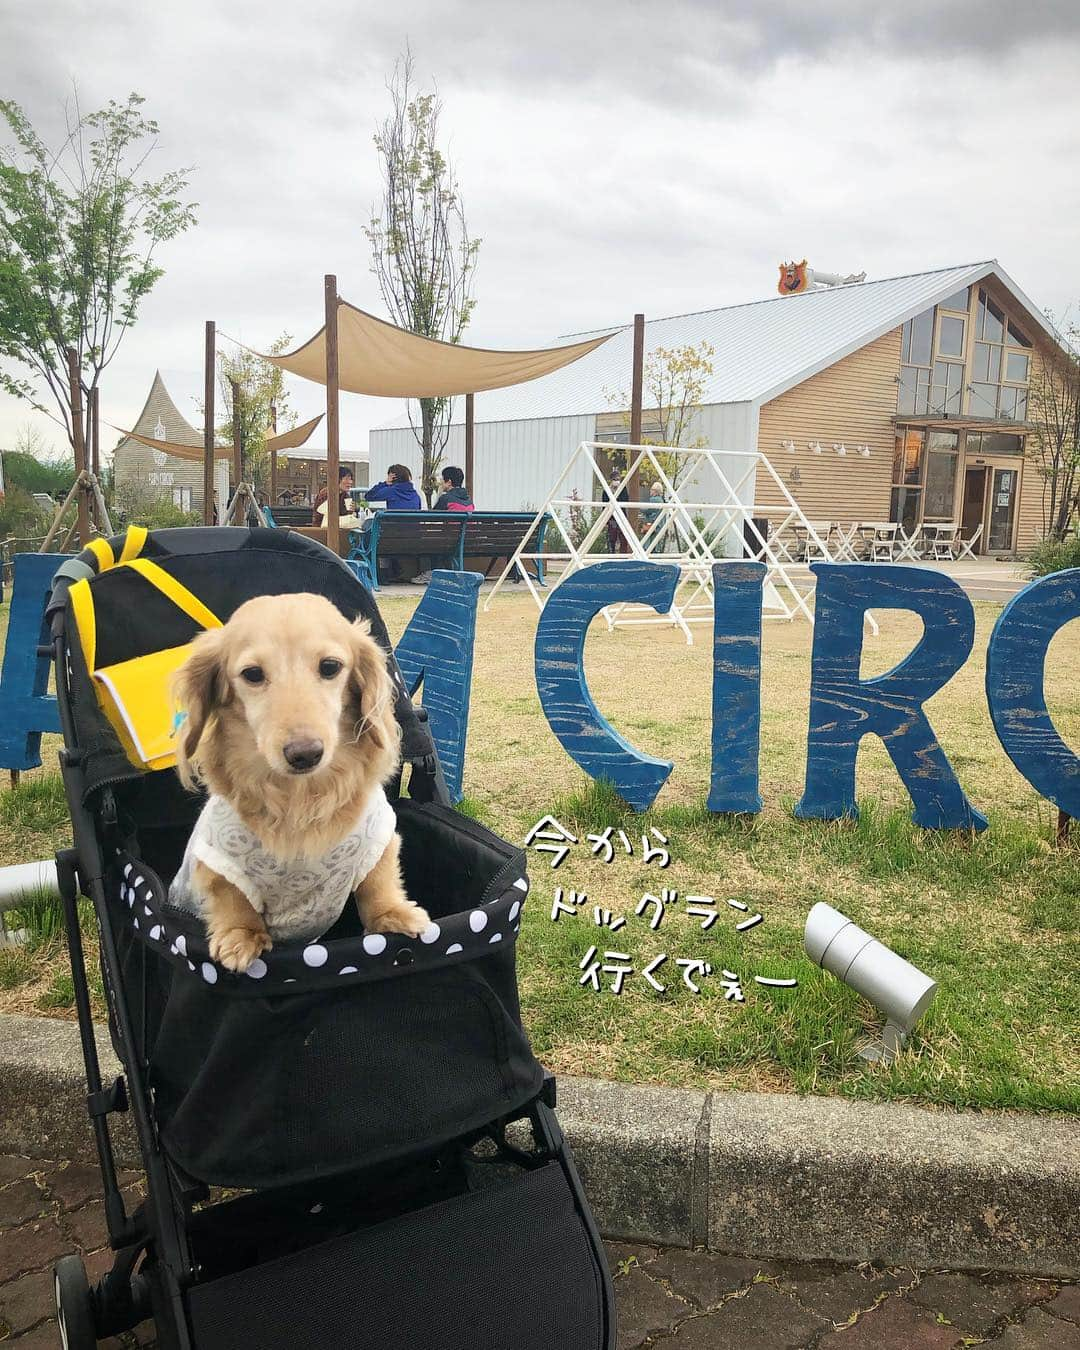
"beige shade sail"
115,413,324,463
261,300,614,397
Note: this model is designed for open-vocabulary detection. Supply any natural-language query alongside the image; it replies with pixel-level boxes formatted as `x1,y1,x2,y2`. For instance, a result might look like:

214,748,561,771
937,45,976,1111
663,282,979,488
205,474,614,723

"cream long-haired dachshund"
168,593,430,973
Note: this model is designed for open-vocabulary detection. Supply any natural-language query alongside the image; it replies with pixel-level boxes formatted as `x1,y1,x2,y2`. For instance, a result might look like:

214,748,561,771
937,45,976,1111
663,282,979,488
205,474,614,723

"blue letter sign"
535,561,679,811
708,561,764,815
986,569,1080,817
796,564,987,831
393,570,483,803
0,553,69,773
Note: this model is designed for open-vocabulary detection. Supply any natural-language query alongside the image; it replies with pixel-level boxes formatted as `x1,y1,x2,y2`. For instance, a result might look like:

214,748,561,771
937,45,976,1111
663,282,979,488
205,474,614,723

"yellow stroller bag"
69,553,222,772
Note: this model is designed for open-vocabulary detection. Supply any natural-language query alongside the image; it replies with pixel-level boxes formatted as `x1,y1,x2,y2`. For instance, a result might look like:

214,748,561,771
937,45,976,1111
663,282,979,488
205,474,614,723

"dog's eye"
319,658,344,679
240,666,265,686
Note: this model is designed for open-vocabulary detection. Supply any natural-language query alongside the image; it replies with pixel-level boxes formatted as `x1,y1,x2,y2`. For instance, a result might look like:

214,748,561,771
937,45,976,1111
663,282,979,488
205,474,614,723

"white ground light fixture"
804,903,937,1063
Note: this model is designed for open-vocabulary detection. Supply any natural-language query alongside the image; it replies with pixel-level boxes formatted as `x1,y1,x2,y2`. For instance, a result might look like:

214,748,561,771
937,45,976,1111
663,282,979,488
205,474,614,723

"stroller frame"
45,528,615,1350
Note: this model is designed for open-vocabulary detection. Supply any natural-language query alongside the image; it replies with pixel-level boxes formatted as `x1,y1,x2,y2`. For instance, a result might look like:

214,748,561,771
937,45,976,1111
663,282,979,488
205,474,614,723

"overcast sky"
2,0,1079,462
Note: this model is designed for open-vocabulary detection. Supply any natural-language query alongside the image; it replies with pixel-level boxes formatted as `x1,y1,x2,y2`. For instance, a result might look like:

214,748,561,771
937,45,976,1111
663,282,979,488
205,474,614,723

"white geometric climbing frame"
485,442,878,643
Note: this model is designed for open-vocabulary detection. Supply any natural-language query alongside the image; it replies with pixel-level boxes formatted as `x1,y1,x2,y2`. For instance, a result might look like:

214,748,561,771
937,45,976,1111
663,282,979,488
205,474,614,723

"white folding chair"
929,525,958,561
805,522,832,562
833,522,862,561
953,524,983,561
870,523,899,562
895,525,923,562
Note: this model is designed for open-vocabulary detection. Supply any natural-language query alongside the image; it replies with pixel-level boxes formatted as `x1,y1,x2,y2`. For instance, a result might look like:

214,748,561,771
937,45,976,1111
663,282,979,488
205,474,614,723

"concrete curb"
1,1014,1076,1277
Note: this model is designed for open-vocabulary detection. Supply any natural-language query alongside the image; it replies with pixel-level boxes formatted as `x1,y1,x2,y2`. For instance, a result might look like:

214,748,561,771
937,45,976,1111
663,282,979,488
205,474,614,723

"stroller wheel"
54,1255,97,1348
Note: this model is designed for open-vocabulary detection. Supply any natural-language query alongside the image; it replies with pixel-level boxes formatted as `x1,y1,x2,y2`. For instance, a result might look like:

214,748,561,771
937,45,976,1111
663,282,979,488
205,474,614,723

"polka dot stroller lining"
114,847,528,996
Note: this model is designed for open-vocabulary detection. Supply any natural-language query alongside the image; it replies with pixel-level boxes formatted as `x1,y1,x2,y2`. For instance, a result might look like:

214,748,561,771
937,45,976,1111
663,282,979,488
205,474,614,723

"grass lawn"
1,588,1077,1113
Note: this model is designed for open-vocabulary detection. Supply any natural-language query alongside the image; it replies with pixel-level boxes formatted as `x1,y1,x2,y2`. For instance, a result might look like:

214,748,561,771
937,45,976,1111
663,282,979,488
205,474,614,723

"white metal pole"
0,860,59,913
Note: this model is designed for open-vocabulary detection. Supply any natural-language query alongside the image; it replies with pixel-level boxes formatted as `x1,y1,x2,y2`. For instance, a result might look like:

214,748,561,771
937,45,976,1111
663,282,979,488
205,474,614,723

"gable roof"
373,260,1057,431
113,371,202,457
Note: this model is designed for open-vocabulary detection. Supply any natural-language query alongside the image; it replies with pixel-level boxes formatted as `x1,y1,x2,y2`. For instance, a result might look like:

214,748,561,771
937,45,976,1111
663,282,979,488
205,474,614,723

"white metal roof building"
369,261,1058,550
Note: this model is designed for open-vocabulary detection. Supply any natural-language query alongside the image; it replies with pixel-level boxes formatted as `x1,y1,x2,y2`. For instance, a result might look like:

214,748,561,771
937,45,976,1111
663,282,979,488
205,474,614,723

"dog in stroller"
169,592,431,973
44,526,615,1349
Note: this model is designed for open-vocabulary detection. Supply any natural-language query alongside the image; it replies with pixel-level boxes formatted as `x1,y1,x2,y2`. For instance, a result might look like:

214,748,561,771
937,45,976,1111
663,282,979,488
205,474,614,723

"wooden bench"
462,512,549,585
346,511,550,590
348,511,467,590
265,505,317,527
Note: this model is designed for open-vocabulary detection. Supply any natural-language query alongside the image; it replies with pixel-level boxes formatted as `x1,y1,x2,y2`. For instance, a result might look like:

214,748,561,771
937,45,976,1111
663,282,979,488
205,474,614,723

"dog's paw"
209,925,273,973
366,901,432,938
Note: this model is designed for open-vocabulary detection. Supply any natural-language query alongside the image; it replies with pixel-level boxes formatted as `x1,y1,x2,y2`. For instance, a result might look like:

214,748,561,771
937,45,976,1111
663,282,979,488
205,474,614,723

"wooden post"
324,273,341,554
203,321,216,524
1057,808,1070,846
269,401,278,506
465,393,475,501
230,378,243,524
90,386,100,480
627,312,645,513
66,347,91,548
89,386,101,532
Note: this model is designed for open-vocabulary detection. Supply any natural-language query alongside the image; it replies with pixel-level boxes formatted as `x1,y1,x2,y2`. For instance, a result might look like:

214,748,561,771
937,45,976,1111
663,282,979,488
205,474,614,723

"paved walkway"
1,1154,1075,1348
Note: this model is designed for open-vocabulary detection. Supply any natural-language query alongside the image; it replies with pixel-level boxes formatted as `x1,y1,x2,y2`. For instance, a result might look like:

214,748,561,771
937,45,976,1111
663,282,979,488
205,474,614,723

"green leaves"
0,91,197,447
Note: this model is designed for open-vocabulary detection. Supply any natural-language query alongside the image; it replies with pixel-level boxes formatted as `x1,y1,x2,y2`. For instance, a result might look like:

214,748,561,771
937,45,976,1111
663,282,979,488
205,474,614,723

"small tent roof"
115,413,324,463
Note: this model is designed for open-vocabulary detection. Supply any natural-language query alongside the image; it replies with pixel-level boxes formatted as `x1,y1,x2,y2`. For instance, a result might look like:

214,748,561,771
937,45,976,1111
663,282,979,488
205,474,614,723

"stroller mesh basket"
45,527,613,1350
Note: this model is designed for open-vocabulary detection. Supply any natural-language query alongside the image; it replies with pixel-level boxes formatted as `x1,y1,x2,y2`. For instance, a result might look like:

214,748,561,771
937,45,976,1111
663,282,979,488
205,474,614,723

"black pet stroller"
44,526,615,1349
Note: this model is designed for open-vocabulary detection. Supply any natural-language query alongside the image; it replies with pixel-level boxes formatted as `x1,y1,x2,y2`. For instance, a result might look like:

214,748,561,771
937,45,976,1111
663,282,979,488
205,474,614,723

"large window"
899,297,968,416
891,428,924,528
966,432,1023,457
923,431,959,520
968,288,1031,420
897,287,1033,423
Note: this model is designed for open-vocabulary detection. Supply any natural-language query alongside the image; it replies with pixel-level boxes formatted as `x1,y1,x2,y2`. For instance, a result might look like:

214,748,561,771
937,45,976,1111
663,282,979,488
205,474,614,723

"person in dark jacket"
431,465,474,513
364,464,422,511
412,466,474,584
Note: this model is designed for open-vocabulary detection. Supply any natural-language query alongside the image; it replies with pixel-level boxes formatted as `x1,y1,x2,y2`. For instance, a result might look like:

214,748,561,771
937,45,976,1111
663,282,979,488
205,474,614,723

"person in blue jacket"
364,464,423,511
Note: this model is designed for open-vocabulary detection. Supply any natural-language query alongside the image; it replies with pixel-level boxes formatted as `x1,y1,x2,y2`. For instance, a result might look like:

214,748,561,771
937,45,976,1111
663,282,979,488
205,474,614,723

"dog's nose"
283,738,324,771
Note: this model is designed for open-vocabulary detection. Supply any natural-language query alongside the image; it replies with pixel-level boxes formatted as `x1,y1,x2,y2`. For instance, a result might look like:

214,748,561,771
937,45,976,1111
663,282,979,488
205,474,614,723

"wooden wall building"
372,260,1063,556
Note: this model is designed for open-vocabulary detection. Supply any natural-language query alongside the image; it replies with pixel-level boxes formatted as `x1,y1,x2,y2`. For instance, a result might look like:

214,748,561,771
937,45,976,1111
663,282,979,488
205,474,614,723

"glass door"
987,466,1018,552
961,467,987,549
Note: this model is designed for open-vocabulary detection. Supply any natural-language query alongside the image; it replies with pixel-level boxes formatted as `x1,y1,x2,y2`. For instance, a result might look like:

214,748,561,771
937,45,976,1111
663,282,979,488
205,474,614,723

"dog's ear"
172,627,230,787
347,619,398,753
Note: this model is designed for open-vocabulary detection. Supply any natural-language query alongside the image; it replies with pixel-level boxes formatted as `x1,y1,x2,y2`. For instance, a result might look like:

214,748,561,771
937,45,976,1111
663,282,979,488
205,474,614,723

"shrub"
0,483,48,540
1025,534,1080,577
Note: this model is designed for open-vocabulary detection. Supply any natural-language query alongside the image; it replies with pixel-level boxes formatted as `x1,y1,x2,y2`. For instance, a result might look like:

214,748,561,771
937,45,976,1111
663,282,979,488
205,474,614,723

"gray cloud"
1,0,1078,458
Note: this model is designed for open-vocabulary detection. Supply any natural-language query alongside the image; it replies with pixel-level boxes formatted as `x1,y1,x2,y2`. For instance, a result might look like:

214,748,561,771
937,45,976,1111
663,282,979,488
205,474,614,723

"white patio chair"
953,524,983,561
804,522,833,562
769,526,797,563
895,525,923,562
870,523,899,562
832,522,862,561
928,524,959,561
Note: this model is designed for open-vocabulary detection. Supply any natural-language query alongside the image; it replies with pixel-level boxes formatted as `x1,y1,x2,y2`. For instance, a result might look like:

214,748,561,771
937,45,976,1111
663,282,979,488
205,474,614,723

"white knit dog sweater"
169,787,397,943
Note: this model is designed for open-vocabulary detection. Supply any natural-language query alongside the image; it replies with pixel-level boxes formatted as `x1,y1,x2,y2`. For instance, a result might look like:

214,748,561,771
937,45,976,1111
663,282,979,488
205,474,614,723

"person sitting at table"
364,463,423,511
312,466,363,528
411,466,474,585
431,465,474,513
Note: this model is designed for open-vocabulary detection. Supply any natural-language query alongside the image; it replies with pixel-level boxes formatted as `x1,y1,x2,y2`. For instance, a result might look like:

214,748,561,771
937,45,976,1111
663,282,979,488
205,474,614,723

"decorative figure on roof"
778,259,809,294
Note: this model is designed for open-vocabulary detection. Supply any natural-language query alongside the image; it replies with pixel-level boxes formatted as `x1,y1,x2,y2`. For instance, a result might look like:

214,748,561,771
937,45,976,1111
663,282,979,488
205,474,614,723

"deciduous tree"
364,50,479,504
1028,318,1080,540
0,92,196,453
213,336,295,493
